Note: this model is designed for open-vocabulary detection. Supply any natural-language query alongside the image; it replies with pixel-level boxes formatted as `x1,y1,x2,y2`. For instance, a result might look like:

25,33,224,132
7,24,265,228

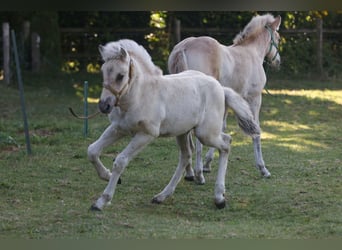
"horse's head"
265,15,281,69
98,44,134,113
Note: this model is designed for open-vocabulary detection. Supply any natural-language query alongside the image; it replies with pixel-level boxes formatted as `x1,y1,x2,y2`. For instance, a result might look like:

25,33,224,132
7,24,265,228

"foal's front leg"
91,132,155,211
87,123,124,181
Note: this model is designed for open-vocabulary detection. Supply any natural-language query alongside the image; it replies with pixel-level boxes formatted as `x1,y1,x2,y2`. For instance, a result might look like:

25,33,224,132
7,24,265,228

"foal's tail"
223,87,260,137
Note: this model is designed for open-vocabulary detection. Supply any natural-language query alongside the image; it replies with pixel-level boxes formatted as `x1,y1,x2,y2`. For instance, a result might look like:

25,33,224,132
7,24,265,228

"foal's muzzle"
99,97,114,114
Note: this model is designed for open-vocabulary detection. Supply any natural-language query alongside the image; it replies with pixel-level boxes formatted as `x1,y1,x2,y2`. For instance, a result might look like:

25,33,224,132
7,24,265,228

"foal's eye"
116,74,124,82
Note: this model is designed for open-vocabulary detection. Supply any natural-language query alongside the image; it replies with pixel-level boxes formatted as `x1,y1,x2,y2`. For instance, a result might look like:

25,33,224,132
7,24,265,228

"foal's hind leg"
214,133,231,208
203,108,229,172
249,96,271,177
152,133,192,204
199,132,231,209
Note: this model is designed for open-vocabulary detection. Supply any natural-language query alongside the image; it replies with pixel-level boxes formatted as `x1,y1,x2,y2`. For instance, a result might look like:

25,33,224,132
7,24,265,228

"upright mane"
233,14,276,45
100,39,162,75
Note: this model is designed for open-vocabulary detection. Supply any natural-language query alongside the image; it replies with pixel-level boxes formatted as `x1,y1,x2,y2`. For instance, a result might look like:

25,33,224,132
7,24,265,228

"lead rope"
263,60,275,97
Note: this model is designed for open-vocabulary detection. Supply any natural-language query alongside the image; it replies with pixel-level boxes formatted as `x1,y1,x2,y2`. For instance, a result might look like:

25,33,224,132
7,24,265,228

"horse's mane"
100,39,162,75
233,14,276,45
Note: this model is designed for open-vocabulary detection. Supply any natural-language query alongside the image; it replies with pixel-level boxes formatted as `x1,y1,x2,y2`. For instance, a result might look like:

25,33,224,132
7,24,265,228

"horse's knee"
113,154,128,173
87,143,99,162
220,133,232,152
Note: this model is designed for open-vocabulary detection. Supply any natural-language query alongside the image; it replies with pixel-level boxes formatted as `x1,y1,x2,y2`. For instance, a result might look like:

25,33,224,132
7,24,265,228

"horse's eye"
116,74,124,82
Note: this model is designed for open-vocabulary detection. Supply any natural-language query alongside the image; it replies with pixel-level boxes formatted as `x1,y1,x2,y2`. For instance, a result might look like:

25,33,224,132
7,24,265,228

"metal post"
83,81,88,137
11,29,32,155
316,18,323,78
3,22,10,84
175,19,181,43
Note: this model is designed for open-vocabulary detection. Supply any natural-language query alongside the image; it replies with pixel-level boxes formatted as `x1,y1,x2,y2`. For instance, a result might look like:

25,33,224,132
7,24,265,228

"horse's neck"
252,33,270,59
235,34,269,61
119,64,145,109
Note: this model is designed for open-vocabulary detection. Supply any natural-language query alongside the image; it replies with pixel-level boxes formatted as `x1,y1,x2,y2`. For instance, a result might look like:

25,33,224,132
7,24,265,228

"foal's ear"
119,47,128,60
272,15,282,31
98,45,105,58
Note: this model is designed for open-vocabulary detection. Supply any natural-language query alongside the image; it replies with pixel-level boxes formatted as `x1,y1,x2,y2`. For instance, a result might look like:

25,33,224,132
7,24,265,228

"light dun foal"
168,14,282,178
87,39,260,210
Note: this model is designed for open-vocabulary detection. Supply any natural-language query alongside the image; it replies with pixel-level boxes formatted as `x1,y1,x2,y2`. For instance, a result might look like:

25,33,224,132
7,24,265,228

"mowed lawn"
0,73,341,239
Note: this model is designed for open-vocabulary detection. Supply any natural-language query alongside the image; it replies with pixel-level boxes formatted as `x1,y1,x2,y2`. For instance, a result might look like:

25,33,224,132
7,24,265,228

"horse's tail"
168,49,188,74
223,87,260,137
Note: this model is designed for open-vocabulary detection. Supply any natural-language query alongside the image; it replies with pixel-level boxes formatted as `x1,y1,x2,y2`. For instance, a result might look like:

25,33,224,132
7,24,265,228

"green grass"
0,73,341,239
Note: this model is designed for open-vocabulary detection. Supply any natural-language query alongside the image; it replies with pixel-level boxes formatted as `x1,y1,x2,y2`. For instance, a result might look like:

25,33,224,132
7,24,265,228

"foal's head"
264,15,281,69
233,14,282,69
98,44,133,113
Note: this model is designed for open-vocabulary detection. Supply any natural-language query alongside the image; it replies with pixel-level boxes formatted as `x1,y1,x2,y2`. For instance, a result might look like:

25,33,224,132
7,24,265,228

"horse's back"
157,70,224,136
162,70,224,111
168,37,222,79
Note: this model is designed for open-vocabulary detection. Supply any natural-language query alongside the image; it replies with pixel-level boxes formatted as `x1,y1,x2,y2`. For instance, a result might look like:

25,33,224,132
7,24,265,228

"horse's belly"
159,114,199,137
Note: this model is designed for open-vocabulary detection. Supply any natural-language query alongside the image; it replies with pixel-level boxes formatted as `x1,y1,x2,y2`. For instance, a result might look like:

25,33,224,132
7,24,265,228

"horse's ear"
119,47,127,59
98,45,105,58
272,15,281,31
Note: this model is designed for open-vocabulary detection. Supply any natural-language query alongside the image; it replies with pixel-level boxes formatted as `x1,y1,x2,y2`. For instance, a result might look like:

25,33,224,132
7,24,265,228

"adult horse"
87,39,260,210
168,13,281,178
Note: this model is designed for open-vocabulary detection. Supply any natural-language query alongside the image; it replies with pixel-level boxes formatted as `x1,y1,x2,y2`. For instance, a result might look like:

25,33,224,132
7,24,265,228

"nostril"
99,101,111,114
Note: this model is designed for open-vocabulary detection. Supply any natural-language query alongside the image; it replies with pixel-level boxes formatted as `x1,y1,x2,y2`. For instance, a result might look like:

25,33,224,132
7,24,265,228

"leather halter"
264,25,279,62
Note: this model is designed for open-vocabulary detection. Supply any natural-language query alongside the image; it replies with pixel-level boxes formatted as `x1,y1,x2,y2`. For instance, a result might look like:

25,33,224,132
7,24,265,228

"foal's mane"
100,39,162,75
233,14,276,45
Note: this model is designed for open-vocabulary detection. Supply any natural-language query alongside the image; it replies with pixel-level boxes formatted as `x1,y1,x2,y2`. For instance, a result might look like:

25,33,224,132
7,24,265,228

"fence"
58,19,341,78
1,22,40,84
1,19,342,81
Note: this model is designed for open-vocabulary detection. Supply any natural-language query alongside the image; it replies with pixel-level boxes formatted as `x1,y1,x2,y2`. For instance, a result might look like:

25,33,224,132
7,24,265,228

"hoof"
203,167,211,173
151,197,162,204
118,177,122,184
89,204,102,212
261,169,271,178
215,200,226,209
263,173,271,178
184,176,195,182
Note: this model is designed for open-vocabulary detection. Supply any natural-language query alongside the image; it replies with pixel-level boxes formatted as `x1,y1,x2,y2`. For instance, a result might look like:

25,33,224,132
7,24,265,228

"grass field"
0,73,341,239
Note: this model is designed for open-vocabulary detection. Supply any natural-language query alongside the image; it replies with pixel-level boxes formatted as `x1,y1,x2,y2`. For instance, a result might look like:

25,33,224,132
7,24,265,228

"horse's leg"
250,95,271,177
184,132,195,181
91,132,155,211
152,133,192,203
194,138,205,184
203,148,214,172
214,132,231,208
203,108,229,172
199,131,231,209
87,123,124,181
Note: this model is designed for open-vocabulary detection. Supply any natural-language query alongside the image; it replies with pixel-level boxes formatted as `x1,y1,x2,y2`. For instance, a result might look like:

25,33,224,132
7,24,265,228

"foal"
168,14,282,178
87,39,260,210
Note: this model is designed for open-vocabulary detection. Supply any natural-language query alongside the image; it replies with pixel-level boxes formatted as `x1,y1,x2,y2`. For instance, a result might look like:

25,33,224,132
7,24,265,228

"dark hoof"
184,176,195,182
151,198,162,204
117,178,122,184
89,204,102,212
203,168,211,173
215,200,226,209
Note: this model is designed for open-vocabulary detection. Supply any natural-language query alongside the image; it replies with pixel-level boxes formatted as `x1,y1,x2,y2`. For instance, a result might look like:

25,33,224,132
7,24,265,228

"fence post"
175,19,181,43
316,17,323,78
2,22,10,84
31,32,40,72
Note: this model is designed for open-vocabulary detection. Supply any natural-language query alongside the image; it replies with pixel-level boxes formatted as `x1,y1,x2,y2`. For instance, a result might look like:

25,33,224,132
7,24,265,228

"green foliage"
1,11,341,79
